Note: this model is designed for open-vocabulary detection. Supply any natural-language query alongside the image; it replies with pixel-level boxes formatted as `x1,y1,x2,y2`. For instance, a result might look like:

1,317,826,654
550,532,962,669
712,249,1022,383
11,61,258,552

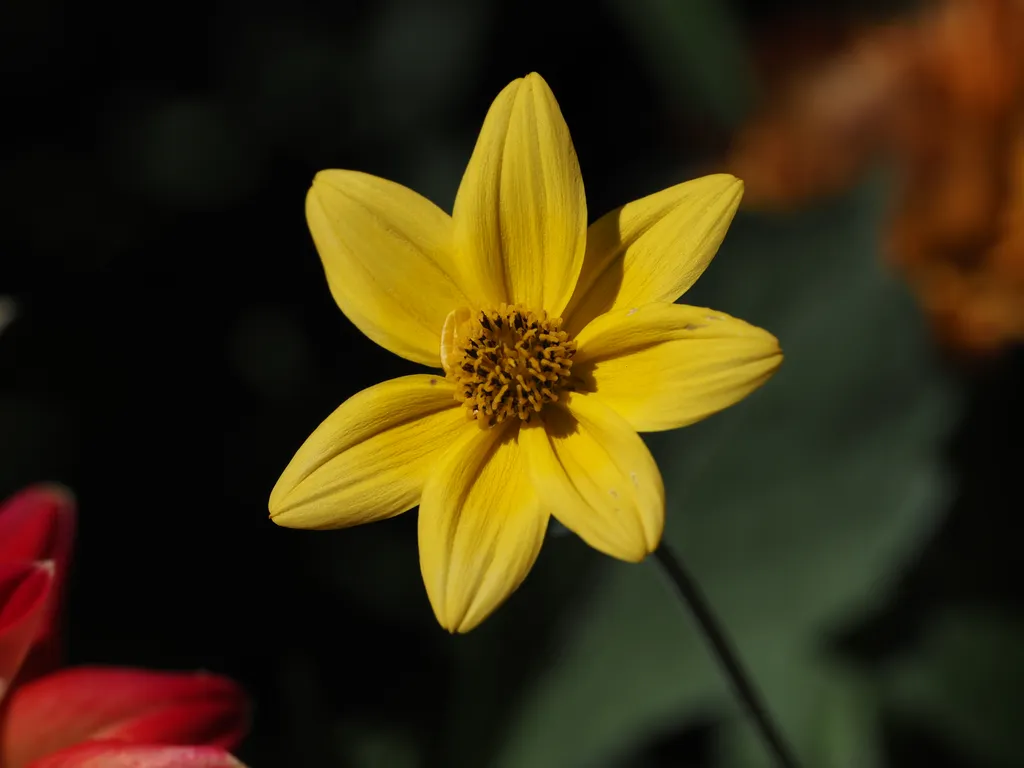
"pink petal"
1,668,249,768
0,561,54,701
26,741,246,768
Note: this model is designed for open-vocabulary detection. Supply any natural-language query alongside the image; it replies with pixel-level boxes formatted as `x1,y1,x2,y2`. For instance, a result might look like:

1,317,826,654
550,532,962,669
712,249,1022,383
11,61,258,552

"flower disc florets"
441,303,576,427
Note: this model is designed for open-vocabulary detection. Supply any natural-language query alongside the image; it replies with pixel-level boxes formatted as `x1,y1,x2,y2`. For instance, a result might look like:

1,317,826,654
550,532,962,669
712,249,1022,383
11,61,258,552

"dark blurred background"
2,0,1023,766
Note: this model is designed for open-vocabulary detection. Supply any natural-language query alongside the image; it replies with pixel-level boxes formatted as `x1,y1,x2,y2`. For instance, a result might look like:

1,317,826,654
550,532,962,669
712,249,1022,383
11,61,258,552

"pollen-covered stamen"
442,303,576,427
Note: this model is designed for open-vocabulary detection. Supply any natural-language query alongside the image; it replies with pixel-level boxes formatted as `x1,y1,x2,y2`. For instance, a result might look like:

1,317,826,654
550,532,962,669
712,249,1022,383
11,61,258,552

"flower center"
441,304,577,427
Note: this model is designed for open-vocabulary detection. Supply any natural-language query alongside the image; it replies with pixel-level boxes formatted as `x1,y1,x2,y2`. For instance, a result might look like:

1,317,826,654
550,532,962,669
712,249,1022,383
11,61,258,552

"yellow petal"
270,375,470,529
306,170,471,366
418,422,548,633
564,174,743,334
453,72,587,316
521,395,664,562
574,303,782,432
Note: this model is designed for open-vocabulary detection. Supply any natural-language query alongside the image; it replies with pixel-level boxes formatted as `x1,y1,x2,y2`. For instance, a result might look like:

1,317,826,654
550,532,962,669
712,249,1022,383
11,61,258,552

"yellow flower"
269,73,782,633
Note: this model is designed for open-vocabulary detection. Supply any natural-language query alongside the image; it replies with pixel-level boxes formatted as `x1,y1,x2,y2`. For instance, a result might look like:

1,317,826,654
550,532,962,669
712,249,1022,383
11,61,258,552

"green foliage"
479,181,956,767
605,0,754,128
12,0,1020,764
884,608,1024,767
717,657,883,768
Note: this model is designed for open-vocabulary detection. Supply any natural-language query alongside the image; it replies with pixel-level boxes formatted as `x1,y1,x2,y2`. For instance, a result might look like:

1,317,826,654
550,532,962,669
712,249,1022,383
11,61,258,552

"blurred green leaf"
717,656,883,768
335,721,422,768
483,179,956,768
365,0,491,133
605,0,754,127
884,608,1024,767
117,99,263,209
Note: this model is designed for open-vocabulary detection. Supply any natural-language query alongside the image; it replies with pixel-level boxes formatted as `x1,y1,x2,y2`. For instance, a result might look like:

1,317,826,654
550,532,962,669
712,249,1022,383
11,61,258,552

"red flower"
0,485,75,681
26,742,245,768
0,561,54,699
1,668,248,768
0,487,250,768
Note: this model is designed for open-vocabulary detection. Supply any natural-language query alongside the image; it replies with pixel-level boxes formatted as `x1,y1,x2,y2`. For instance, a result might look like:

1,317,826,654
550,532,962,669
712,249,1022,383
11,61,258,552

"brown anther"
441,303,576,428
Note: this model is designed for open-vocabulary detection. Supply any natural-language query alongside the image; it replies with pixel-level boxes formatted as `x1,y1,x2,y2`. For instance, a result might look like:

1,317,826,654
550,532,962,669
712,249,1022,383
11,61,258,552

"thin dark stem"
653,545,800,768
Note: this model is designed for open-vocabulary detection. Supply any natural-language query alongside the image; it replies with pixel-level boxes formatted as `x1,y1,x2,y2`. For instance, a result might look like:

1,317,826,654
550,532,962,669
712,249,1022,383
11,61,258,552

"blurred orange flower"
727,0,1024,354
